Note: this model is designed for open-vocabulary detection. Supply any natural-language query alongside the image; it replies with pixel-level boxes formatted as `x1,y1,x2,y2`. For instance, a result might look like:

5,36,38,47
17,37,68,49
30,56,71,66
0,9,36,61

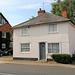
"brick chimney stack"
38,8,46,16
62,9,67,18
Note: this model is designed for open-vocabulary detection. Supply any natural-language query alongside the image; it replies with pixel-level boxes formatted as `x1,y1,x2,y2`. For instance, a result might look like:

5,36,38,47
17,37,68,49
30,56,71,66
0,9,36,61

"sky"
0,0,57,26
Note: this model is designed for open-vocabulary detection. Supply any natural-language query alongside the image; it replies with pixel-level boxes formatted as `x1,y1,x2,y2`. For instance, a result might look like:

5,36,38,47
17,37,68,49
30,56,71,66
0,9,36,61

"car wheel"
0,54,2,57
9,53,11,55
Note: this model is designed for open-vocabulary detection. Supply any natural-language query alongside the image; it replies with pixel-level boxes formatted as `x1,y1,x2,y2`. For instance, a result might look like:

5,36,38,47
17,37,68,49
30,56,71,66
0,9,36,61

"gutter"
11,20,72,29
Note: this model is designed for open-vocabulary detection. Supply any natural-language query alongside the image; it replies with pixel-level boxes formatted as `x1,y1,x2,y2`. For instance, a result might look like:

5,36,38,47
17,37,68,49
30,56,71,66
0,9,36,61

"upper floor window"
49,24,57,33
2,32,6,38
22,27,28,35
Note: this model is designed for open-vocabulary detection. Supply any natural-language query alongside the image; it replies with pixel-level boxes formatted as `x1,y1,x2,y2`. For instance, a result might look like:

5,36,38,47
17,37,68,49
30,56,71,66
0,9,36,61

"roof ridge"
13,13,46,27
12,12,71,28
49,13,70,20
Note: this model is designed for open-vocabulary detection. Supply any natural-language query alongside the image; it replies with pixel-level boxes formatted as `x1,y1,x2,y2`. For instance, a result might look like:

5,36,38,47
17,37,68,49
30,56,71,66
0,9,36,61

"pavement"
0,61,75,69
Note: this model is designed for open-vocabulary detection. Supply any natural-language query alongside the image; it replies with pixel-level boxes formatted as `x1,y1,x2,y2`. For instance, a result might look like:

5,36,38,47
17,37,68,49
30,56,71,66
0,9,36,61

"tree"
51,0,75,23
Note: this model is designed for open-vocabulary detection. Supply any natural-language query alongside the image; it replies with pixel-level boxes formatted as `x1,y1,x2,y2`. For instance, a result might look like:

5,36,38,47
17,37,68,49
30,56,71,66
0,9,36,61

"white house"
12,8,75,60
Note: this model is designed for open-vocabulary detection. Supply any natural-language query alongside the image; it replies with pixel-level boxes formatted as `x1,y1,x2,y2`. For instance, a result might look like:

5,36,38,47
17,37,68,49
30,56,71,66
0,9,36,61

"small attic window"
0,15,2,26
2,18,7,25
0,15,7,26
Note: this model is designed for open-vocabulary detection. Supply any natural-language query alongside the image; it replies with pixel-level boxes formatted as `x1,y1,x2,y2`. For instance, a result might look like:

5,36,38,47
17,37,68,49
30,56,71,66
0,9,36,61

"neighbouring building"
0,13,13,51
12,8,75,60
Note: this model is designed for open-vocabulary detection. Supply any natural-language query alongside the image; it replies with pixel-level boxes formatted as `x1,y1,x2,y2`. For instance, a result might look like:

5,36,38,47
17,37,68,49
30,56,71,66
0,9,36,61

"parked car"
0,50,3,57
3,49,13,56
8,49,13,55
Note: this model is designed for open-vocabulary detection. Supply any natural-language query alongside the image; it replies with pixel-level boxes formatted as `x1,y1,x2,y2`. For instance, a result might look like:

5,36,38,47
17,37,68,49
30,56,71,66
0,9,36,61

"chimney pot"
38,8,46,16
62,9,67,18
39,8,41,11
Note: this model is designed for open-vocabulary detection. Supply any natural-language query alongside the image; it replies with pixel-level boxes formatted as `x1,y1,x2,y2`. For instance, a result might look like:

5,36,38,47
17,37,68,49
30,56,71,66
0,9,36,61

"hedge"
51,54,71,64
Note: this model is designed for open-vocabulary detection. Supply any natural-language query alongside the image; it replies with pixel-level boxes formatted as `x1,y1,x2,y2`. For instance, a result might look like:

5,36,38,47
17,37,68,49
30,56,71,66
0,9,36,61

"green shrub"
72,54,75,60
72,54,75,64
72,60,75,64
51,54,71,64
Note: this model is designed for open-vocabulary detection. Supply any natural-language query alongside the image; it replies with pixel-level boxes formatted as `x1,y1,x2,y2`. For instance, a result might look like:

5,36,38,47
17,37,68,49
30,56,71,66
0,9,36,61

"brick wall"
0,23,13,42
0,23,13,33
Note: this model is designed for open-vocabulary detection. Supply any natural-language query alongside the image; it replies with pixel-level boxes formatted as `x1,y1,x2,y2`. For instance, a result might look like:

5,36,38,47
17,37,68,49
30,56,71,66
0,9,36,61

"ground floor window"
48,43,59,53
21,43,30,53
2,43,6,49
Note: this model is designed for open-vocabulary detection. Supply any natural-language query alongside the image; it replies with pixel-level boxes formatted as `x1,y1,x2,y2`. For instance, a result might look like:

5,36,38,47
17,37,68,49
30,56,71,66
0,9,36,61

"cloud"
0,0,16,10
8,16,23,19
0,0,54,10
7,16,24,25
0,0,54,26
0,0,12,7
43,0,56,3
19,4,41,9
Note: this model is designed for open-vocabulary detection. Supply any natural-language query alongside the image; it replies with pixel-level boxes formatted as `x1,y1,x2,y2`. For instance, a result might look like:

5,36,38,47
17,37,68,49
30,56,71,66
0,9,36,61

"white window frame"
47,42,61,54
2,32,6,38
20,43,31,53
48,24,58,33
2,43,6,49
22,27,29,36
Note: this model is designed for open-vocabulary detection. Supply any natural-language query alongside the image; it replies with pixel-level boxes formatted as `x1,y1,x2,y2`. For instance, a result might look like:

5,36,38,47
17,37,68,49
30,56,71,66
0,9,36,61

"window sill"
22,34,29,36
47,53,60,55
2,37,6,38
48,32,58,34
21,52,31,54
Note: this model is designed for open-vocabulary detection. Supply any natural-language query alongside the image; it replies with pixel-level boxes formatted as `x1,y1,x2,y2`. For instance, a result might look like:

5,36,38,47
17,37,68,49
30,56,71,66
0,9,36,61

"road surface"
0,64,75,75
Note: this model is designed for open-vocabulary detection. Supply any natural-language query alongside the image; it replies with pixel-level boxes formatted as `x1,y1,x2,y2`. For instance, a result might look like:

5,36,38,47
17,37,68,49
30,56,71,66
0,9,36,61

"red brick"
0,23,13,42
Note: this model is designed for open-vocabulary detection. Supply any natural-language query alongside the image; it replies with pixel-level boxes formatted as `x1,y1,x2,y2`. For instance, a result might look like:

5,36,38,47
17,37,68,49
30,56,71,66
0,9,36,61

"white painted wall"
68,22,75,55
13,22,71,59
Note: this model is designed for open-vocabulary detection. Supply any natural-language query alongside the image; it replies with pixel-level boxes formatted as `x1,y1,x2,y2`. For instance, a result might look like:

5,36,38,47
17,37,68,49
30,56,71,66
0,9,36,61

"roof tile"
12,13,70,28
